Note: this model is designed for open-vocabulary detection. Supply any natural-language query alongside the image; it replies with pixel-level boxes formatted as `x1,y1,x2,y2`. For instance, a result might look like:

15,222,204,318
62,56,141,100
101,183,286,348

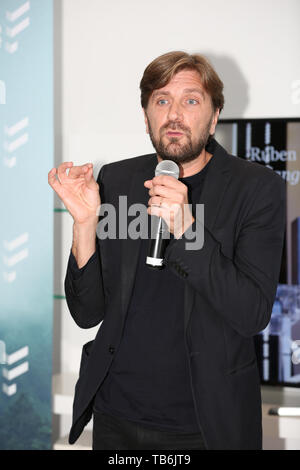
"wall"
58,0,300,167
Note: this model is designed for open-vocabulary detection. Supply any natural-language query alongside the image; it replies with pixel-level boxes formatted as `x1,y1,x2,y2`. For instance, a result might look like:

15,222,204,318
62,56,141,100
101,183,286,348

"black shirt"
93,156,212,432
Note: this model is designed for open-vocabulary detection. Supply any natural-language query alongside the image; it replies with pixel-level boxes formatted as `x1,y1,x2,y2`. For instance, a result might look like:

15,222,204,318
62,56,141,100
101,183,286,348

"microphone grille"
155,160,179,179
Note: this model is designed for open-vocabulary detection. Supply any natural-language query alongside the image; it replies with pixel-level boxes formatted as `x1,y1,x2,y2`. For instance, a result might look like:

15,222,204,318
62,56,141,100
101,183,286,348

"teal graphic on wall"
0,0,53,449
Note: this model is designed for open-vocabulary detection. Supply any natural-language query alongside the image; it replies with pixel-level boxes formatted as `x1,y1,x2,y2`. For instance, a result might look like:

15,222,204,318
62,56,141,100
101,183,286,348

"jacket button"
109,346,115,354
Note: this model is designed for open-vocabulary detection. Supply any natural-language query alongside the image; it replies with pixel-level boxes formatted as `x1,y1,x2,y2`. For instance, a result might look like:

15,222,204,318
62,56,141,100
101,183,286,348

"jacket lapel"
183,140,232,333
120,154,158,319
197,139,232,232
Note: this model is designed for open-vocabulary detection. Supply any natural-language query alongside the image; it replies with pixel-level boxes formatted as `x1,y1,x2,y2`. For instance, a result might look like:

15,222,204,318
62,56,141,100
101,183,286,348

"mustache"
161,121,191,134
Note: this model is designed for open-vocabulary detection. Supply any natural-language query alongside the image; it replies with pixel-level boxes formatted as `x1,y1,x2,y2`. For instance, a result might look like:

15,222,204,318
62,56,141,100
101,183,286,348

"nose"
167,100,183,122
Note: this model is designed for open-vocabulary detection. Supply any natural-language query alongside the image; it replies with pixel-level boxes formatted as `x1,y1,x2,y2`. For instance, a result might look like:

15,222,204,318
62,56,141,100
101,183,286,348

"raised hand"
48,162,100,225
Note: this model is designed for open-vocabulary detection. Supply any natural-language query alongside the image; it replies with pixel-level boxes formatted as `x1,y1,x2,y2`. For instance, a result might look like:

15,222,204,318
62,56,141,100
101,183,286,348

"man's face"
143,69,219,164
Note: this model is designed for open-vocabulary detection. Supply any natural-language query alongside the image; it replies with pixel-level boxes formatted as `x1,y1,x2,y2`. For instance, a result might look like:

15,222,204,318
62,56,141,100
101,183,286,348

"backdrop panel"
0,0,53,450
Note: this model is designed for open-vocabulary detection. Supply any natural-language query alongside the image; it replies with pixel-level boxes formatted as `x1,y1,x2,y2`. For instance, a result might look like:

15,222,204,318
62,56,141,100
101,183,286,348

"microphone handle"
146,216,170,269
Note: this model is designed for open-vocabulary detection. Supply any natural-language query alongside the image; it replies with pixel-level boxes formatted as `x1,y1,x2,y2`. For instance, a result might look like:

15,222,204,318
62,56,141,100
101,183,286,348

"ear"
209,108,220,135
143,108,149,134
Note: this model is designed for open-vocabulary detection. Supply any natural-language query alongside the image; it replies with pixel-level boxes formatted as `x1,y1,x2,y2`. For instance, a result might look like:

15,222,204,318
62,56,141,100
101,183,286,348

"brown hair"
140,51,224,113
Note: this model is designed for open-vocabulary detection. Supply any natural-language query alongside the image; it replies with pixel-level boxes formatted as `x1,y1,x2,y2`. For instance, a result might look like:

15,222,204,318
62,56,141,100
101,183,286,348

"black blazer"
64,138,286,450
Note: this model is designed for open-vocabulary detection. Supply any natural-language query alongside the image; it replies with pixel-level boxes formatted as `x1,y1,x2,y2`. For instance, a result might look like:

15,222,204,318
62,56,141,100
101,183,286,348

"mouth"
166,131,184,137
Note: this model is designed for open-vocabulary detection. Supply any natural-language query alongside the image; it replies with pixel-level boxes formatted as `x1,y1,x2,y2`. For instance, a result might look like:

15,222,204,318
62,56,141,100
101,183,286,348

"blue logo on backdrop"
1,1,30,54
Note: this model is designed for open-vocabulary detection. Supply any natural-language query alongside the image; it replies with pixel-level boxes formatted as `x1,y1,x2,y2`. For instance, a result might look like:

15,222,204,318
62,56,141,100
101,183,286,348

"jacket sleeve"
64,164,107,329
164,173,286,338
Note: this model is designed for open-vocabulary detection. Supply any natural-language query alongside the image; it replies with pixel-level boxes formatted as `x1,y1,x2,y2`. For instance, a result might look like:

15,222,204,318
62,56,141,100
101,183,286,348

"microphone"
146,160,180,269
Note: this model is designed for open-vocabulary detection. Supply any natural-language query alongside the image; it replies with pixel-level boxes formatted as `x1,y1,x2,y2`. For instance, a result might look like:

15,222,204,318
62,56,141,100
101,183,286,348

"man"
48,51,286,450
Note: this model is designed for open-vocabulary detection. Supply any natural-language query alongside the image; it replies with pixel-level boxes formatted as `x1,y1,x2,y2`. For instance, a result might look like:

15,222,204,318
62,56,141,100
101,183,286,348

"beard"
147,114,214,164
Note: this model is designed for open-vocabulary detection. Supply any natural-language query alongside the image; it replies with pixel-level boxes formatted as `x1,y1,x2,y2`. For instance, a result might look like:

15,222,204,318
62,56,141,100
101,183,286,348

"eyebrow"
152,88,205,100
183,88,205,99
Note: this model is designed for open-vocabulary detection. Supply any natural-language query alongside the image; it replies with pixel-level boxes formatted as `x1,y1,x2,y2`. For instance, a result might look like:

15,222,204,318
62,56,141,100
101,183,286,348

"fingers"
67,162,99,190
57,161,74,183
84,165,99,190
145,176,187,207
48,167,62,195
68,163,93,179
152,174,179,188
57,161,93,182
144,175,184,191
48,162,73,195
149,185,179,203
144,180,153,188
49,162,93,183
148,195,167,208
48,162,99,197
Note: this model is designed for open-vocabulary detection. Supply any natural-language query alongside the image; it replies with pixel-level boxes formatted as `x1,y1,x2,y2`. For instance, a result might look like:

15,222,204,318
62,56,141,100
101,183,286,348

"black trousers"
92,410,207,450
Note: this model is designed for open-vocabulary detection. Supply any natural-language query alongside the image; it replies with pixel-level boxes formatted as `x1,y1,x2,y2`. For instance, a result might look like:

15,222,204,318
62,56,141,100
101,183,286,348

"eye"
187,99,198,105
157,99,168,105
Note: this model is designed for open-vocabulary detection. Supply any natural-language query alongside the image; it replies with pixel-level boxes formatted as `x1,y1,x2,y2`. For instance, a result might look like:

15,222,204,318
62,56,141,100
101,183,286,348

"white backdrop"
52,0,300,444
59,0,300,168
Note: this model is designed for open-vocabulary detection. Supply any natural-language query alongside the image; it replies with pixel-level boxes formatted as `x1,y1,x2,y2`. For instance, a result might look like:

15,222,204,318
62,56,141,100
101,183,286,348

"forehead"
154,69,205,94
